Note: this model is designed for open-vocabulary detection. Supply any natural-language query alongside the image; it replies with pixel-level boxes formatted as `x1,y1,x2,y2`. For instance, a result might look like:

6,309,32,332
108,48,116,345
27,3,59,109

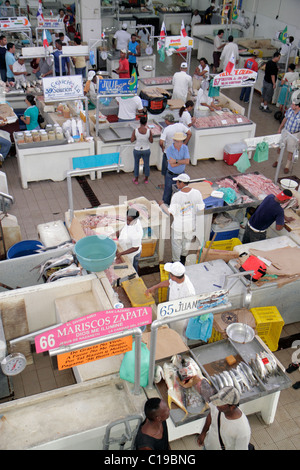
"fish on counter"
31,251,76,280
210,361,258,394
46,263,82,283
163,362,188,417
250,351,280,382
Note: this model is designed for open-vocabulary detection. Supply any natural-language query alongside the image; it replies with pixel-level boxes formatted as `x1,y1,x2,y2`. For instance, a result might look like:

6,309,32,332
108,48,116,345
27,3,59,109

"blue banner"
98,76,138,95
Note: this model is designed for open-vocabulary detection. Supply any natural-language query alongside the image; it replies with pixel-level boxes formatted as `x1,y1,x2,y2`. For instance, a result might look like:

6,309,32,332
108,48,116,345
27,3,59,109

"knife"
112,272,136,287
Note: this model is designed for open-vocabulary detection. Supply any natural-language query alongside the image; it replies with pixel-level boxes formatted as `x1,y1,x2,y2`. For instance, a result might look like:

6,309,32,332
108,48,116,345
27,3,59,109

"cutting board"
189,181,213,199
122,277,155,307
284,208,300,231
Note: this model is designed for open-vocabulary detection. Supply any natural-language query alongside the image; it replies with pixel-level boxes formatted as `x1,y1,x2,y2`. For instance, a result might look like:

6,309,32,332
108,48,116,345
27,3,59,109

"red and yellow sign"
57,336,132,370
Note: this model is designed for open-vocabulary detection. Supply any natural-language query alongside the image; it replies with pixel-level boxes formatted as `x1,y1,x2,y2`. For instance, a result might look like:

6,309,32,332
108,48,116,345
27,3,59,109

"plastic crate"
208,327,223,343
250,306,284,352
141,238,157,258
158,264,169,303
205,237,242,251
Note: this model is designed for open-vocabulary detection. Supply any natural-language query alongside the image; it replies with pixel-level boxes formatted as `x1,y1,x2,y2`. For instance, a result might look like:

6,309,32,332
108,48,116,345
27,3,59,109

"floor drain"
76,176,101,207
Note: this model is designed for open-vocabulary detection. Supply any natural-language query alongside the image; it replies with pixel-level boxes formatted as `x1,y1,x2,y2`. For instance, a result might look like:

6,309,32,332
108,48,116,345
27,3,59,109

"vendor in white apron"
116,207,143,272
172,62,193,104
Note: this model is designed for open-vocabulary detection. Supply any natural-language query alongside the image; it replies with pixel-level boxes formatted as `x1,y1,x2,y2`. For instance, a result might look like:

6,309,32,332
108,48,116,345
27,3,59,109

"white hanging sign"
42,75,84,102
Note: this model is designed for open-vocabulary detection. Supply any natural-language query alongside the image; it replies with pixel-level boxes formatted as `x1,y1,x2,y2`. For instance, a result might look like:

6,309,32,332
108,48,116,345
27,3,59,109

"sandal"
132,178,139,185
286,363,299,374
284,167,289,174
144,177,149,184
272,161,278,168
292,381,300,390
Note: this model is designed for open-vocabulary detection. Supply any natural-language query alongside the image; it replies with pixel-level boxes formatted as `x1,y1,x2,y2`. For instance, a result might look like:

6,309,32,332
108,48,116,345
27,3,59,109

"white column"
76,0,102,43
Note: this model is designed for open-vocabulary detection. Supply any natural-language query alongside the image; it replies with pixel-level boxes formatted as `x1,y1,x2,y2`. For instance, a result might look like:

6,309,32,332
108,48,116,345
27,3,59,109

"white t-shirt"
204,404,251,450
220,42,239,70
169,274,196,340
179,109,192,127
191,14,201,27
118,218,143,263
160,122,189,150
172,71,193,103
282,71,299,85
196,63,210,81
169,188,205,233
213,34,224,52
116,96,143,120
195,88,213,108
12,61,27,82
114,29,131,51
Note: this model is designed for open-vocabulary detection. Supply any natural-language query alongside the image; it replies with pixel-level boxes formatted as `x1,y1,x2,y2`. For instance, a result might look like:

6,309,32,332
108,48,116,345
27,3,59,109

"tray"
14,133,68,149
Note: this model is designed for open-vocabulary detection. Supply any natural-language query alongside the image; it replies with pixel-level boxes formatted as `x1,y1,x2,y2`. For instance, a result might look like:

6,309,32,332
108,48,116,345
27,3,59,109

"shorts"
213,51,221,68
281,129,300,153
261,80,274,103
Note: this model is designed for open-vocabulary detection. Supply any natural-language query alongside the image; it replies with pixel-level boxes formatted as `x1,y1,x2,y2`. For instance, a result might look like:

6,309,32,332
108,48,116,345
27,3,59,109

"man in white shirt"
213,29,225,73
116,95,144,121
159,114,191,175
220,35,239,72
172,62,193,104
113,23,131,52
165,173,205,264
279,36,297,67
12,55,28,84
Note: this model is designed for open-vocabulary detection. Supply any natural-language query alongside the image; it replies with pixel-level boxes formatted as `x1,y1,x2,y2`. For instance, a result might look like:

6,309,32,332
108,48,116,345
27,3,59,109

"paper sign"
213,69,257,88
98,78,137,95
38,17,64,29
35,306,152,353
164,35,193,49
57,336,132,370
0,17,31,29
42,75,84,102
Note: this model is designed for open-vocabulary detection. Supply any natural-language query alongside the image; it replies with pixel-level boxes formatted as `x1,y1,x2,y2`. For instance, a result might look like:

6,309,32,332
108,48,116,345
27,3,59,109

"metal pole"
247,86,254,120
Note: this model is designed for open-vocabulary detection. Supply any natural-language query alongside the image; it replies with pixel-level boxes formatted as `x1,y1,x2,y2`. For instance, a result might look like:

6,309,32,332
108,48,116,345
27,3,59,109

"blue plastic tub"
7,240,44,259
74,235,117,272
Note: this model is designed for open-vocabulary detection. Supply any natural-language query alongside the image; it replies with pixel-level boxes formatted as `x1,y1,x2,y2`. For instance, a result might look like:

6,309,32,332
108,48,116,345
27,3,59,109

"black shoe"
286,363,299,374
262,107,272,113
292,381,300,390
259,105,264,110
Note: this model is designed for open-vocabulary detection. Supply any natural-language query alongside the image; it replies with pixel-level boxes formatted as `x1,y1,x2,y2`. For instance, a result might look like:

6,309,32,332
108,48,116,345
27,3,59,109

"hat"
292,92,300,105
122,22,127,29
173,173,190,183
181,62,188,68
88,70,96,81
120,48,127,53
164,261,185,277
210,386,240,406
164,114,175,122
276,190,293,202
173,132,186,141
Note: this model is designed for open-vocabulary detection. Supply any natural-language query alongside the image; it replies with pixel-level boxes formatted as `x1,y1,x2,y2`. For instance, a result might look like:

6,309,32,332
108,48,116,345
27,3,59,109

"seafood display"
46,263,82,283
162,362,188,417
210,361,258,395
193,113,251,129
31,252,82,283
250,352,280,382
31,251,75,280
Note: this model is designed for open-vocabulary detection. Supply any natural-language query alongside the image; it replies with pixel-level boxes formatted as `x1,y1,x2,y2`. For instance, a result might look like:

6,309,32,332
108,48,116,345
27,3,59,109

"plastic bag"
185,313,214,341
234,150,251,173
253,142,269,162
208,79,220,97
218,187,237,204
119,341,150,387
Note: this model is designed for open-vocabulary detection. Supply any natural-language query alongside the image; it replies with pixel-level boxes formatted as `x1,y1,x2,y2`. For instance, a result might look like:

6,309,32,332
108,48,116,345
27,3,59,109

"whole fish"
229,370,242,395
237,364,251,391
38,252,75,279
154,365,164,384
240,362,257,386
219,372,229,387
171,354,204,382
46,263,82,283
163,363,188,417
223,370,234,387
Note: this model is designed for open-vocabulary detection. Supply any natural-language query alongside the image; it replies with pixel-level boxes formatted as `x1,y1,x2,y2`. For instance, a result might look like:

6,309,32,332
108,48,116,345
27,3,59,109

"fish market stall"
107,49,156,80
156,4,193,33
138,76,173,94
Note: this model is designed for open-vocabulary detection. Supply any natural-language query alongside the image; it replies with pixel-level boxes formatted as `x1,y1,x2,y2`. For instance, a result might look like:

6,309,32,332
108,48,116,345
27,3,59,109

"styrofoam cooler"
210,219,240,241
223,142,247,165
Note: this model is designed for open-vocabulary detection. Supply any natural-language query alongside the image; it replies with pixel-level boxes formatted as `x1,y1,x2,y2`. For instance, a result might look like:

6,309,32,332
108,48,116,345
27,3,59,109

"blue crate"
204,196,224,209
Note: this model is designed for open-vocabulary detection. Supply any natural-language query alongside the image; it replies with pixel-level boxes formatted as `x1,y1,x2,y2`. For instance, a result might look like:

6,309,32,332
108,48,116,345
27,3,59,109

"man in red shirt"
113,49,130,78
239,52,259,103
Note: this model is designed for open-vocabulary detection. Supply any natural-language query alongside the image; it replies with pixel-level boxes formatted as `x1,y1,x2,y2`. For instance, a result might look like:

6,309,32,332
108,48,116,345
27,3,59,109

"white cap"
122,22,127,29
173,173,190,183
292,92,300,105
120,48,127,53
88,70,96,81
164,261,185,277
181,62,188,68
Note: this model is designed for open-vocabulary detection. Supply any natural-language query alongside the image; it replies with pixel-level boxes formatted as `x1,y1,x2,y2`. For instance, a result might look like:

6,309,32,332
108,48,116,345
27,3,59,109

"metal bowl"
226,323,255,344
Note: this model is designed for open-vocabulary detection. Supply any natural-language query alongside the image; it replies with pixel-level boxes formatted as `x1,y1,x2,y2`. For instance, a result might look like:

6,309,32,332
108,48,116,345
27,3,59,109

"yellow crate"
158,264,169,303
208,327,223,343
141,238,157,258
250,306,284,352
205,237,242,251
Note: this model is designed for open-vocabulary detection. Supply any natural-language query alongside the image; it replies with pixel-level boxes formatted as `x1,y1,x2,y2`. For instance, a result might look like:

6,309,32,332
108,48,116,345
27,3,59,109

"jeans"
240,87,251,102
242,223,267,244
0,137,12,158
161,152,167,176
133,251,141,272
133,149,150,178
0,68,6,82
163,170,179,205
75,67,86,78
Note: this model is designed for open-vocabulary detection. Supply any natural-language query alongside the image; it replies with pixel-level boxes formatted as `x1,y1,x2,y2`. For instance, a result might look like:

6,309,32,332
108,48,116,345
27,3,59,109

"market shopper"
115,207,143,272
113,49,130,78
193,57,210,91
0,35,7,82
134,398,170,450
242,189,294,244
0,127,12,162
212,29,225,73
72,37,88,78
239,52,259,103
53,39,70,76
130,115,153,184
20,94,40,131
220,35,239,72
128,33,140,77
160,173,205,264
162,132,190,206
145,261,195,340
83,70,98,102
113,23,131,52
274,94,300,173
172,62,193,104
178,101,194,127
159,114,191,176
195,80,222,112
12,55,29,84
116,94,144,122
196,386,251,450
32,56,53,79
5,42,15,82
259,51,281,113
277,64,299,113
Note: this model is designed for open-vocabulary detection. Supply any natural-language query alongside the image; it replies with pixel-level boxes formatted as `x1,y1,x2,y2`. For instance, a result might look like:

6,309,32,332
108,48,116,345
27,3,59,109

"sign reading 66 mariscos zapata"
42,75,84,102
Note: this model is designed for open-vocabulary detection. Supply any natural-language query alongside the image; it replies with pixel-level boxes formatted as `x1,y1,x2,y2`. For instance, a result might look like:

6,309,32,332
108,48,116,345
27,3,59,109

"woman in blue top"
20,94,40,131
128,33,140,76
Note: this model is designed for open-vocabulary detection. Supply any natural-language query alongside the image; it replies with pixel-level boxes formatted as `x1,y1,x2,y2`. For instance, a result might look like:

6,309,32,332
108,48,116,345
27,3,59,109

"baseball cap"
181,62,188,68
88,70,96,81
164,261,185,277
122,22,127,29
173,132,186,141
276,189,293,202
164,114,175,122
173,173,190,183
210,386,240,406
120,48,127,53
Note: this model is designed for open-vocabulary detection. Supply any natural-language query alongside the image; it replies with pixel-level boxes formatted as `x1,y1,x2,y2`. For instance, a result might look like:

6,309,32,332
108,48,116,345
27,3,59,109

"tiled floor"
1,50,300,450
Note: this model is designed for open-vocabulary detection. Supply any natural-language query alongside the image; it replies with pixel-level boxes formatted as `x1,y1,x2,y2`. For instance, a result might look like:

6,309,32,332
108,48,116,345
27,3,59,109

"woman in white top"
193,57,210,90
130,116,153,184
179,100,194,127
116,208,144,272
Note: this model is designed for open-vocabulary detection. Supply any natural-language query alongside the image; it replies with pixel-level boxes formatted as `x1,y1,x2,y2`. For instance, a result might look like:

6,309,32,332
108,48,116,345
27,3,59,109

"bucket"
74,235,117,272
7,240,44,259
